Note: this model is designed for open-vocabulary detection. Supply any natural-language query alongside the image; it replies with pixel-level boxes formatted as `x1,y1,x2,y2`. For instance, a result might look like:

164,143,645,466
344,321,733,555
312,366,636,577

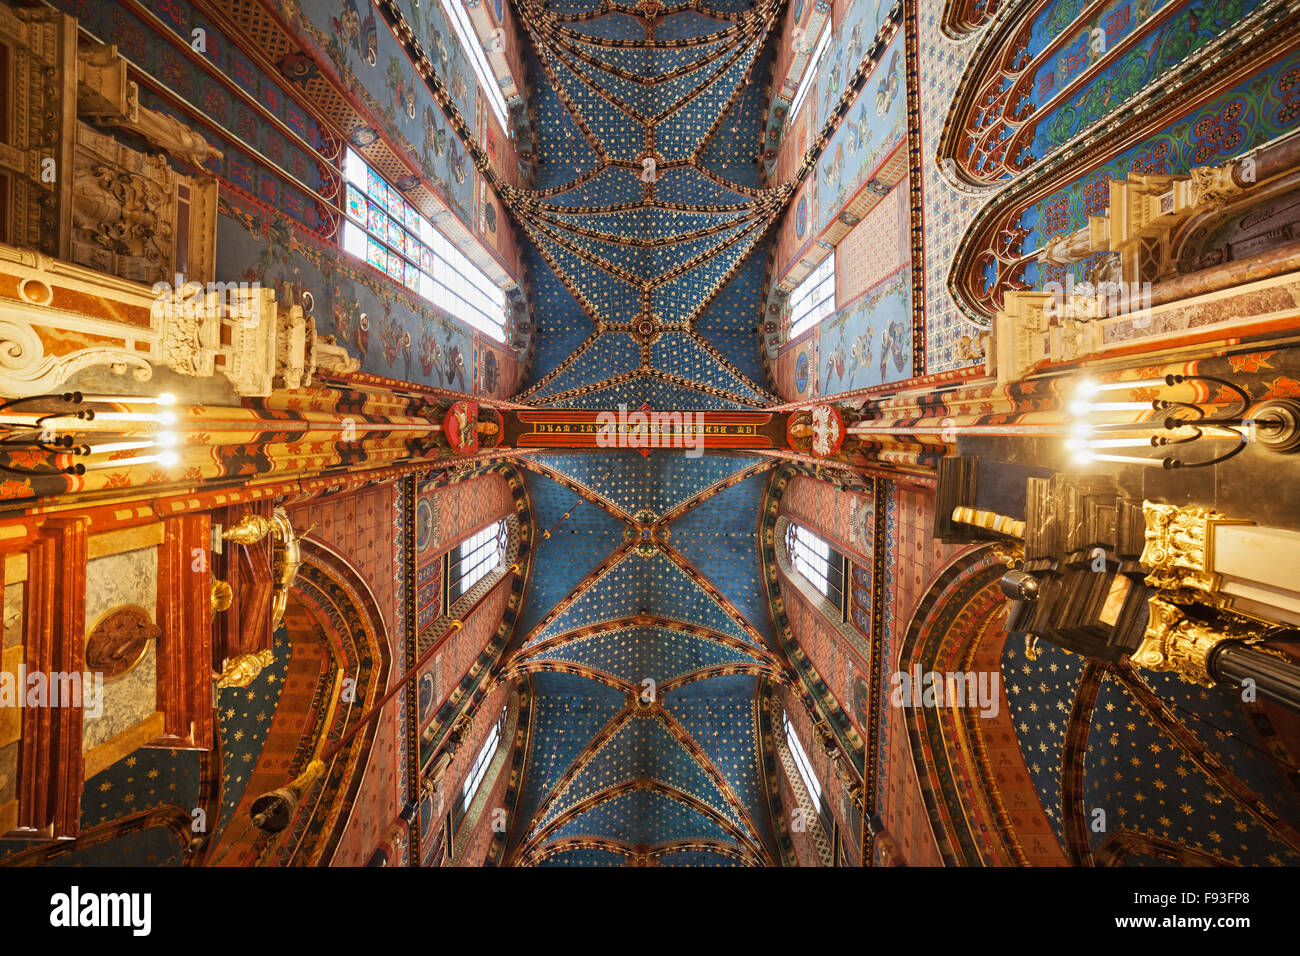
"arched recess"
938,0,1300,322
757,463,874,865
896,545,1068,866
941,0,1002,39
422,681,524,866
418,460,535,771
484,678,532,866
758,465,867,770
204,538,392,866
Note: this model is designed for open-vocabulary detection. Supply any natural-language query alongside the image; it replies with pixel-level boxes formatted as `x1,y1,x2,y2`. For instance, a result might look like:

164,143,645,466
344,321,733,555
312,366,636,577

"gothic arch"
896,545,1067,866
205,538,392,867
758,465,868,769
938,0,1300,322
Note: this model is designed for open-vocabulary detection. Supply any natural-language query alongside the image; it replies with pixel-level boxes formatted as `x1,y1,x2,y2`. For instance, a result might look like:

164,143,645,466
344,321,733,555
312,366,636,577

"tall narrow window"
461,705,506,815
341,148,507,341
785,521,848,621
788,22,831,123
445,519,509,609
439,0,509,127
788,251,836,339
783,710,824,820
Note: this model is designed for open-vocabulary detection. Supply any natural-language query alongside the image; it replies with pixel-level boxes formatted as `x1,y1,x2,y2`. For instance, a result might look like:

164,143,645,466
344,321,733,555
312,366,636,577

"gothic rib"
537,4,755,37
531,207,758,246
524,193,764,214
679,333,776,404
642,368,766,406
512,454,639,521
552,28,745,85
524,214,770,294
1094,829,1241,867
658,541,777,653
514,215,611,323
515,778,769,863
514,335,608,401
520,615,777,666
658,707,769,848
521,836,752,865
657,457,777,524
547,27,756,127
657,662,781,692
510,659,637,694
515,544,638,644
525,707,634,831
522,367,646,406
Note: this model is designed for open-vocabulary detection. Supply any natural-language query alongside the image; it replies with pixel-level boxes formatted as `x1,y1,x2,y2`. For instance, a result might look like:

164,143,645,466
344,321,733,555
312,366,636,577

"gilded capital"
1140,501,1250,594
216,648,275,689
1187,160,1248,210
210,578,233,614
1132,597,1269,687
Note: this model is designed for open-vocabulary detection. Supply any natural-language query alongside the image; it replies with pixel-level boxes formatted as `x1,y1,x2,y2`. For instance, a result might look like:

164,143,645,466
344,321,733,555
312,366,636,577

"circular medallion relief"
86,605,160,680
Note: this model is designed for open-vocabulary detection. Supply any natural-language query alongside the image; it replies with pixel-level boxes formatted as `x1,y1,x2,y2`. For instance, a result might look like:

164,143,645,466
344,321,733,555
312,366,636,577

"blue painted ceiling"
502,0,789,866
512,0,784,409
510,450,782,864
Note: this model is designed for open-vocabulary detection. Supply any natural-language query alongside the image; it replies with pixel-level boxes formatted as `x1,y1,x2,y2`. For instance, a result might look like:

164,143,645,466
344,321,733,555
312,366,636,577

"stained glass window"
341,148,507,342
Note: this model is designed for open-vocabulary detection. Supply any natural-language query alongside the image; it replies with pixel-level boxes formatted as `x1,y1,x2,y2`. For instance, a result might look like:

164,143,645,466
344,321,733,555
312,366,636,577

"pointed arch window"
788,22,831,124
438,0,508,127
783,710,827,823
461,705,507,816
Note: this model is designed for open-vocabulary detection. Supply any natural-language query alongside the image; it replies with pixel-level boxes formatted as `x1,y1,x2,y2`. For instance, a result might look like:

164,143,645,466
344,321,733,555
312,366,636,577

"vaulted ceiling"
501,0,790,865
510,0,785,408
506,453,782,865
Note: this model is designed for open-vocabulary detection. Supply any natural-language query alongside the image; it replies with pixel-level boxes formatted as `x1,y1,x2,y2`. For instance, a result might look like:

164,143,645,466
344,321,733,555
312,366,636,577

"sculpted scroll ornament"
77,42,224,168
1042,226,1095,265
1188,160,1248,211
86,605,159,679
155,290,215,378
0,317,152,396
221,508,308,627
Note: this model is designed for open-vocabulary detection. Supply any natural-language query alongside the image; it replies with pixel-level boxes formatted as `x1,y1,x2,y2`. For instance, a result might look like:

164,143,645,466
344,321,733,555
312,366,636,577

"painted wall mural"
43,0,524,399
819,268,913,395
918,0,988,374
777,333,820,400
49,0,336,234
816,26,907,231
814,0,890,133
285,0,475,221
952,45,1300,321
764,0,915,398
1026,60,1300,270
773,176,817,284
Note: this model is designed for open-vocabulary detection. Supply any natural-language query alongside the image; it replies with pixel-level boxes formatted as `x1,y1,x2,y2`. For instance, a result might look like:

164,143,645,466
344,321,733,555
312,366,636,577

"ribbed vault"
494,0,791,866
